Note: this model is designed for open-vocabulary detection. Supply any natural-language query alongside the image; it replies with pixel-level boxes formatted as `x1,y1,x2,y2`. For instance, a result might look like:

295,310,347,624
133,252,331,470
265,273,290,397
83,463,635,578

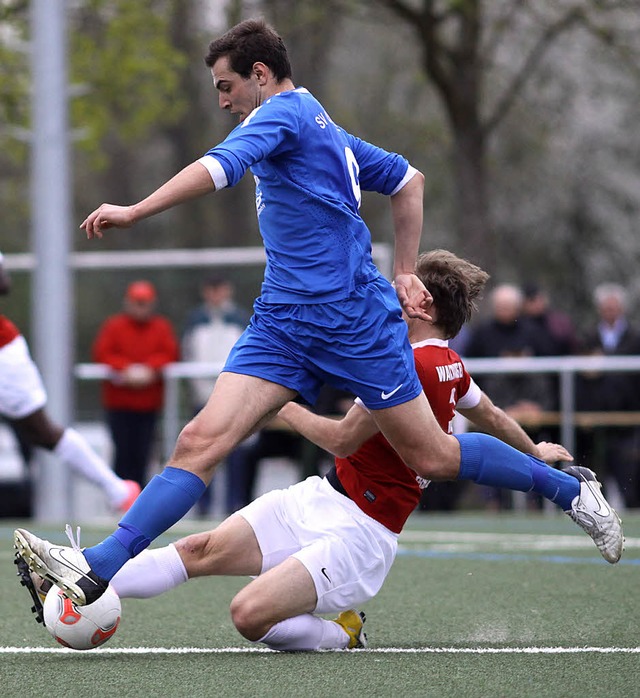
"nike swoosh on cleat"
48,548,98,585
381,384,403,400
584,480,611,517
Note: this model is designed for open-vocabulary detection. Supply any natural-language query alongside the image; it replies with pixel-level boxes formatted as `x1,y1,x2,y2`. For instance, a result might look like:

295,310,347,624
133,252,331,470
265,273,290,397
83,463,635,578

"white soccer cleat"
563,466,624,564
14,525,109,606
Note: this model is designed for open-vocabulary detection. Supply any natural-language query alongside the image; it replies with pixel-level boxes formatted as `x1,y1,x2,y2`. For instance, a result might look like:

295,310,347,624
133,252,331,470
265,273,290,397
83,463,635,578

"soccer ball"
43,585,121,650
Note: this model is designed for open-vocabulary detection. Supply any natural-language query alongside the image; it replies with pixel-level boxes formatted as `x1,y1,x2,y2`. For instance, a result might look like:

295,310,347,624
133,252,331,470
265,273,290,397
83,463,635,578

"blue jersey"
201,88,411,304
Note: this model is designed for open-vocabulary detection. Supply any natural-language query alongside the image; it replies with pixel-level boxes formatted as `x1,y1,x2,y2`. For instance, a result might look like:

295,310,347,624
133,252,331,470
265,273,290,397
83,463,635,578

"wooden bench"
514,411,640,429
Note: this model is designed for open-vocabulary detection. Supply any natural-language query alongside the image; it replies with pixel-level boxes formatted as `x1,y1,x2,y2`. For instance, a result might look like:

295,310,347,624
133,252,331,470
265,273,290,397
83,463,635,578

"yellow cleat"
333,609,367,649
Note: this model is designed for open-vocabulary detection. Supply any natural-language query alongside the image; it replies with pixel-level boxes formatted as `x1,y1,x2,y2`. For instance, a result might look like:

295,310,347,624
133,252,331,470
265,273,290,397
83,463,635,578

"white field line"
398,530,640,551
1,646,639,655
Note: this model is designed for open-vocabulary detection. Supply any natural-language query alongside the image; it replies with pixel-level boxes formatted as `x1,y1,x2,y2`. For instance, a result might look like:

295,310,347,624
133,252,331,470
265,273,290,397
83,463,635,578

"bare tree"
348,0,640,272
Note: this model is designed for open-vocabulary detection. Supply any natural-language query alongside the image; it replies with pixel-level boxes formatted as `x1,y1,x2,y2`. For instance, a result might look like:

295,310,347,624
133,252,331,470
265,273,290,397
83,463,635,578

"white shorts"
238,475,398,614
0,336,47,419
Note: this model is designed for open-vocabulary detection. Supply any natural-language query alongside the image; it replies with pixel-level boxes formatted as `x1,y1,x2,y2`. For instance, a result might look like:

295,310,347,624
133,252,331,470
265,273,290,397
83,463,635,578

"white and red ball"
43,585,121,651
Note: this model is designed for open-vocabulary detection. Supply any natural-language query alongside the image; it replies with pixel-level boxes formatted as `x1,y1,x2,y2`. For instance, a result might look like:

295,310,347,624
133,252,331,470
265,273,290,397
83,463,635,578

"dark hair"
522,281,541,300
202,274,229,289
205,18,292,82
415,249,490,339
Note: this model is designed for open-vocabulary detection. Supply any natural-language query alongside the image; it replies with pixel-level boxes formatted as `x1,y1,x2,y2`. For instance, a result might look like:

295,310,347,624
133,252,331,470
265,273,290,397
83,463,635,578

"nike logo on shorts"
381,384,403,400
321,567,332,583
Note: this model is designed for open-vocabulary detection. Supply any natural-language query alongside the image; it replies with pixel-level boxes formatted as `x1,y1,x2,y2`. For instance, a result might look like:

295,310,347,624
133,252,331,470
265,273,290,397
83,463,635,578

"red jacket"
93,313,179,412
0,315,20,348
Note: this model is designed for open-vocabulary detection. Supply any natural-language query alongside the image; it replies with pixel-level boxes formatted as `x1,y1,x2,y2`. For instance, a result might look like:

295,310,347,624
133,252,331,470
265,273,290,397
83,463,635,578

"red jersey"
335,338,481,533
93,313,179,412
0,315,21,348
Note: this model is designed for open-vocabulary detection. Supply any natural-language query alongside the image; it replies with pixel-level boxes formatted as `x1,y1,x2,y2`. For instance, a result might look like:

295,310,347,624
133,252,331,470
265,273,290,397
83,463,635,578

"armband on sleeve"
390,165,419,196
197,156,229,190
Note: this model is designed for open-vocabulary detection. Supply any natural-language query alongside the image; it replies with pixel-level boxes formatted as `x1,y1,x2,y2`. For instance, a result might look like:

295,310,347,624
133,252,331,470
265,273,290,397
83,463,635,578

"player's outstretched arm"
81,161,216,239
278,401,379,458
458,392,574,464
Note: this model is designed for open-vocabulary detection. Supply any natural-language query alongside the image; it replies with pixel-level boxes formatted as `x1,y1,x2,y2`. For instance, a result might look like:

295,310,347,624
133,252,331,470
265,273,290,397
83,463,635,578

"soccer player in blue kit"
15,18,623,620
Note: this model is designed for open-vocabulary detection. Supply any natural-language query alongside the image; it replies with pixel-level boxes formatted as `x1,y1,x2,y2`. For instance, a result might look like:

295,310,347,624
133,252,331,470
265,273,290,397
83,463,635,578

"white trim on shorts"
237,475,398,614
0,335,47,419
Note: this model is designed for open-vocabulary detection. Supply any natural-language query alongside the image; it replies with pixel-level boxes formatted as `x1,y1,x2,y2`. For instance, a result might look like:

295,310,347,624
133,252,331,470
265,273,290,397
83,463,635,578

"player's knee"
174,420,211,455
402,439,460,481
172,420,230,473
174,532,214,575
230,592,269,641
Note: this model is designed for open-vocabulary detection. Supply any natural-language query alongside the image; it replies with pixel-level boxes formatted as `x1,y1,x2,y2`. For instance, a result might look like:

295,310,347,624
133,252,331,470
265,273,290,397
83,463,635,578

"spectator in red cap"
93,281,179,487
126,281,157,304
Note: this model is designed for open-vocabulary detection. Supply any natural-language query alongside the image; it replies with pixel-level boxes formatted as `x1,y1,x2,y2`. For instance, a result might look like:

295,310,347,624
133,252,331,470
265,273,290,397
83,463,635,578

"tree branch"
483,7,584,138
483,0,528,61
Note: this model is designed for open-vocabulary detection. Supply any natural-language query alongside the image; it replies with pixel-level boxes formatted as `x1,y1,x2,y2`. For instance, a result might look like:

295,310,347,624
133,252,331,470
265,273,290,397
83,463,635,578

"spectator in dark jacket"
521,282,581,358
465,283,556,510
576,283,640,508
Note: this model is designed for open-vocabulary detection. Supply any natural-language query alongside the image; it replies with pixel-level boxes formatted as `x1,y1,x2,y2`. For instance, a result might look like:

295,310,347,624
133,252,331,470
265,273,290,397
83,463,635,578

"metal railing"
75,354,640,459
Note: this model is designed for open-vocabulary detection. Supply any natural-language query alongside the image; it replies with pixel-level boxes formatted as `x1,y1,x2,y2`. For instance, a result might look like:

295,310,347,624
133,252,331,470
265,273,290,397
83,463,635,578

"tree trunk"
451,126,493,273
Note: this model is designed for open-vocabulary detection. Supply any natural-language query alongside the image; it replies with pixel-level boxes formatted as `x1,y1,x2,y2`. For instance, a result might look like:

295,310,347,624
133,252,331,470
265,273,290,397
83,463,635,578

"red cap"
126,281,156,303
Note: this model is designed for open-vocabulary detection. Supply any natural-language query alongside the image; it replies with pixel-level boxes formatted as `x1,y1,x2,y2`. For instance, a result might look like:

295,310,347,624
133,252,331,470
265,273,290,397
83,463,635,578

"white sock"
258,614,349,651
110,544,188,599
53,427,128,507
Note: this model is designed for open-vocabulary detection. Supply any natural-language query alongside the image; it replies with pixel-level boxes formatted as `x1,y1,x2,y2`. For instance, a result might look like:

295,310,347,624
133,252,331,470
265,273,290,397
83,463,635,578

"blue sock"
454,433,579,509
84,467,206,579
528,458,579,510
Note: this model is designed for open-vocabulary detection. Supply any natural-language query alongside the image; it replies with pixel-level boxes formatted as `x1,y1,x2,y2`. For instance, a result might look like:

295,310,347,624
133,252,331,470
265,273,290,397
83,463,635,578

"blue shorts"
223,276,422,410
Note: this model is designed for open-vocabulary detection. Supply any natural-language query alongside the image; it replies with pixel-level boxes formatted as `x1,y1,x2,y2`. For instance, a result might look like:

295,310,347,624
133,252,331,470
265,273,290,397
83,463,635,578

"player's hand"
81,204,135,239
394,273,433,321
535,441,574,465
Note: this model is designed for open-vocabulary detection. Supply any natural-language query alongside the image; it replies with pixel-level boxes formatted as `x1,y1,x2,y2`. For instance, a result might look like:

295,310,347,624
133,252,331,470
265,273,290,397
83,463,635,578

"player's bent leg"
110,517,262,599
230,557,360,651
377,399,624,562
175,514,263,578
168,372,297,482
230,556,317,641
451,433,625,561
375,399,624,561
15,374,297,607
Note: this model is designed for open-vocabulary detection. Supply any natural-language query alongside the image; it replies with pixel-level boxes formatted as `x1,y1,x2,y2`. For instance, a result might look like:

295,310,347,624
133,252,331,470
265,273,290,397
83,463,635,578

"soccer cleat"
117,479,141,513
333,609,367,649
14,525,109,606
563,465,624,564
14,554,52,625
